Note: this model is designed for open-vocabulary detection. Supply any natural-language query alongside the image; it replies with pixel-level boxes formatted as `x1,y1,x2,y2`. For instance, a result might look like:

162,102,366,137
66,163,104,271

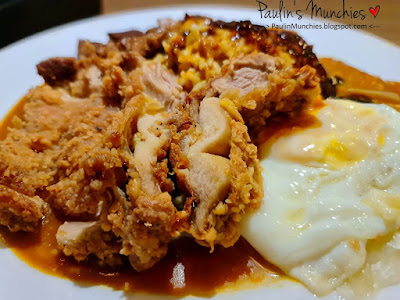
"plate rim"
0,5,399,300
1,4,399,54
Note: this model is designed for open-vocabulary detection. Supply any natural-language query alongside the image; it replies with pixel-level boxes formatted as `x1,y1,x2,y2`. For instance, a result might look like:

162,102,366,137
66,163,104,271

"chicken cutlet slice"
0,15,330,272
0,185,45,232
170,51,320,249
210,52,321,128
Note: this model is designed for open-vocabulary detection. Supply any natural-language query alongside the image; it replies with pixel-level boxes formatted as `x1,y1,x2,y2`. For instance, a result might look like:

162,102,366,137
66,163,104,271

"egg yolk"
264,100,388,169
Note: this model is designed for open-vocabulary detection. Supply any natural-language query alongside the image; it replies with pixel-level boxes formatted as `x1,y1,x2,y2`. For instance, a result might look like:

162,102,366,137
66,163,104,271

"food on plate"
243,99,400,296
0,14,400,298
0,15,322,269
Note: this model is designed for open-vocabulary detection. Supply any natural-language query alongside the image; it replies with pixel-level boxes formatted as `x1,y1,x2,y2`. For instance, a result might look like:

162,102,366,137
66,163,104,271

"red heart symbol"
369,5,380,18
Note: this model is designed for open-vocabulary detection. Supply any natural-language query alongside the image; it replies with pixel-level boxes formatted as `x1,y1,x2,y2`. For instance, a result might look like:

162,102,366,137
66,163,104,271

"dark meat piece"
109,30,144,40
37,57,77,85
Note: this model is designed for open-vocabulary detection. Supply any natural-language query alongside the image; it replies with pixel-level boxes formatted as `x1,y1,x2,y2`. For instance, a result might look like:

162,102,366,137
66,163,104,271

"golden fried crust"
168,51,318,250
170,95,263,249
109,191,176,271
0,185,44,232
209,53,321,129
208,19,328,82
0,15,330,271
56,221,122,266
221,112,263,245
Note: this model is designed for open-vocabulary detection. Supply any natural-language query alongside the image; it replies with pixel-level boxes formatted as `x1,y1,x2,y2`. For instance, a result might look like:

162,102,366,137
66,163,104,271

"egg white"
241,99,400,297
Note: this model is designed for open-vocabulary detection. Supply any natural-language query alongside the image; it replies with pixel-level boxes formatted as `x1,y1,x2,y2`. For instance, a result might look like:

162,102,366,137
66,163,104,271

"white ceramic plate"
0,6,400,300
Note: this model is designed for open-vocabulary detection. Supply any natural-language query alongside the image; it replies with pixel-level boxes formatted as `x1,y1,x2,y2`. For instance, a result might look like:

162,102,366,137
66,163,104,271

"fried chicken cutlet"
0,15,328,271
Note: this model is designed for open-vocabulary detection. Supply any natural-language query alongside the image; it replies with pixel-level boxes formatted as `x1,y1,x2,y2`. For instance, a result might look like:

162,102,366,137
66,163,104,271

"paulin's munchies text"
257,0,367,21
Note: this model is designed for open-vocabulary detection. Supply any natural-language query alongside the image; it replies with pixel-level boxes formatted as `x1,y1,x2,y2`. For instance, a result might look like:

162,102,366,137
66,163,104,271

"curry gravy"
0,213,282,296
320,58,400,108
0,99,283,296
0,58,399,296
0,96,26,140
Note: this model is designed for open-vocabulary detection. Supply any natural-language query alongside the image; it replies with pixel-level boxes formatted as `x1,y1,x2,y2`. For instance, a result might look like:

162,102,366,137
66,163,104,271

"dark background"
0,0,100,48
1,0,399,48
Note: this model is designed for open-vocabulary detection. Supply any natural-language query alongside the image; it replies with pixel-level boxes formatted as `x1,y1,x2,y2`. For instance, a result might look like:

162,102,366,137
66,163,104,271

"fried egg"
241,99,400,297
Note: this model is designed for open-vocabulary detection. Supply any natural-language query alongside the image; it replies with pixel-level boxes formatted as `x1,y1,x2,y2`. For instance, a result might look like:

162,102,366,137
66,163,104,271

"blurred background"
0,0,399,48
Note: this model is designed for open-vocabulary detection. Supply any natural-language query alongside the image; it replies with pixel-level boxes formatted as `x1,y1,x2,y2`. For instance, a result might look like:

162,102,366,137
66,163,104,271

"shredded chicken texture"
0,16,326,271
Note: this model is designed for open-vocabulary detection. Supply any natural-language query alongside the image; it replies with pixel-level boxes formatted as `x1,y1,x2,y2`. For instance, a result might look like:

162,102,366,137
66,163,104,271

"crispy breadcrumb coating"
0,16,325,271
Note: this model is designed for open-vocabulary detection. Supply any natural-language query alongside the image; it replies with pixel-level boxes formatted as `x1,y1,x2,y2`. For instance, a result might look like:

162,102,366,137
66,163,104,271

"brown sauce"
320,58,400,109
0,99,283,296
1,58,399,296
0,214,282,296
0,96,26,140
